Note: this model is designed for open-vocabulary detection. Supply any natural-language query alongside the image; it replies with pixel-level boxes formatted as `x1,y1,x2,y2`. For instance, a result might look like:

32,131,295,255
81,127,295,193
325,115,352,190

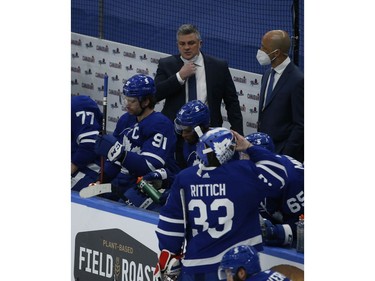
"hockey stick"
179,188,187,255
79,183,112,198
100,73,108,183
79,74,111,199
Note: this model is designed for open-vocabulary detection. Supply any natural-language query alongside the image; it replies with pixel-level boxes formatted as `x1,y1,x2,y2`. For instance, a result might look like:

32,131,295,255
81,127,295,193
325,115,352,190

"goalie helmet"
196,127,235,166
174,100,210,134
218,245,261,280
123,74,156,99
245,132,275,152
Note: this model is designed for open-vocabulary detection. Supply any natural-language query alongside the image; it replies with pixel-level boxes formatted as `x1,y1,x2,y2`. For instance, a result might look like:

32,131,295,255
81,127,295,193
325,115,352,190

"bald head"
263,30,291,54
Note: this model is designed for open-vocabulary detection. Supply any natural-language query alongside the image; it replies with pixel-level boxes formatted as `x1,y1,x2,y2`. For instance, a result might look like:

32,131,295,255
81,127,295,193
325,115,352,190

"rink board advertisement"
71,32,262,136
71,198,159,281
74,229,157,281
72,193,303,280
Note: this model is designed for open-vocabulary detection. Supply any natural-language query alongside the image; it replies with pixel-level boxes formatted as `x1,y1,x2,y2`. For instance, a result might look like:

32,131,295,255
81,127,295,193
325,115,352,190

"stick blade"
79,183,112,198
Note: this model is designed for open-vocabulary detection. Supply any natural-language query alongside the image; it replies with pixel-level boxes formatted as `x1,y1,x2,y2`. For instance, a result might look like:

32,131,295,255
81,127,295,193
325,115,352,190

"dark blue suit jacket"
258,62,304,162
154,53,243,135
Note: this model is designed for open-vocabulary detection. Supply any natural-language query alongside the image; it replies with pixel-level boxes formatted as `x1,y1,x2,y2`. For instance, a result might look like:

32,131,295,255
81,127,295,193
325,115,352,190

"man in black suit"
257,30,304,163
155,24,243,168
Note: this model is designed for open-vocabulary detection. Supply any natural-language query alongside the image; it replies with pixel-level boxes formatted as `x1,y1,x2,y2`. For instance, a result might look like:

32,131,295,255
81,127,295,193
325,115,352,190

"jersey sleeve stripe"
77,130,100,143
155,228,185,237
256,163,286,188
159,215,185,224
141,152,166,165
256,160,287,174
80,139,96,144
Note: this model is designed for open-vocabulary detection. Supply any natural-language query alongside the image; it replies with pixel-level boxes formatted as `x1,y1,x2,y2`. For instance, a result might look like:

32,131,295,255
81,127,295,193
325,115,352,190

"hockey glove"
154,249,182,281
143,168,168,182
95,135,126,162
142,168,169,189
262,219,293,247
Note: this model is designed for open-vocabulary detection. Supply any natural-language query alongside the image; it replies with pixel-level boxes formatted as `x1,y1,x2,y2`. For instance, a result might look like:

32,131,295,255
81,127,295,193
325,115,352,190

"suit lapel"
202,54,211,93
263,63,294,109
174,55,184,72
272,63,293,94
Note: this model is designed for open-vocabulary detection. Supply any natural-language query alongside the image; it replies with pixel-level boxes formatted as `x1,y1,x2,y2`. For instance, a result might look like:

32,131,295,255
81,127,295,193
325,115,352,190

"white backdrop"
71,33,262,136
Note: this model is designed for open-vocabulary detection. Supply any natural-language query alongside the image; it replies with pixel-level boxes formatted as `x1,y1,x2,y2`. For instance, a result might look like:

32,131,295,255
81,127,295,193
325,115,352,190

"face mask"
256,49,278,66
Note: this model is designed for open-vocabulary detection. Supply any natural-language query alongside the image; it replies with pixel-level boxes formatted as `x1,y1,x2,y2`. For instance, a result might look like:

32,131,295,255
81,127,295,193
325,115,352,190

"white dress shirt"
177,52,208,104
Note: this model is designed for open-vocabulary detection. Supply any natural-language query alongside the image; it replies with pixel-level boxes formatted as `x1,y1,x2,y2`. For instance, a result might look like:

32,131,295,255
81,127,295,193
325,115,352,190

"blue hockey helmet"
245,132,275,152
196,127,236,166
174,100,210,134
218,245,261,280
123,74,156,99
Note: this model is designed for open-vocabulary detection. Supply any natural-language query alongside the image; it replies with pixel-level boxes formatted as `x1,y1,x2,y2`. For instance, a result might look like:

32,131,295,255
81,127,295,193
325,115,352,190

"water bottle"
136,177,162,203
296,214,304,253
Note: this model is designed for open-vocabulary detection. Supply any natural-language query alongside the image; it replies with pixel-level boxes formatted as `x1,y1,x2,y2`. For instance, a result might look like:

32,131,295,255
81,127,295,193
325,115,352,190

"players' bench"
71,191,303,280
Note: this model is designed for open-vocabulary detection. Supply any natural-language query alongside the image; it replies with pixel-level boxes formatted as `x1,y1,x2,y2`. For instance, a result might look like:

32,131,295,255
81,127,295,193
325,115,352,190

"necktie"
188,74,197,101
264,69,276,107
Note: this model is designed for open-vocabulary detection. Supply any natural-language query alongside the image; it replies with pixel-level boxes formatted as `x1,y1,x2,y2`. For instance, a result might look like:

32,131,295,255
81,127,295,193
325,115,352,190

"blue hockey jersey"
71,95,103,190
183,142,200,167
104,111,179,194
259,154,304,237
156,145,288,274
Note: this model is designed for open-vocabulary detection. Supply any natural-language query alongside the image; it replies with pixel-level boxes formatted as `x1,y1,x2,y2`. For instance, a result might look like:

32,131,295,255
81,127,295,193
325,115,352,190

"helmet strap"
135,97,148,117
194,126,204,137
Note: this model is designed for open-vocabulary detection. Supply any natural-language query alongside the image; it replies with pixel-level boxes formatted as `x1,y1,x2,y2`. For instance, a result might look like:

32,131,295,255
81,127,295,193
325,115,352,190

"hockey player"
71,95,103,191
218,245,296,281
140,100,211,192
153,128,289,281
93,74,180,210
246,132,304,248
139,99,210,200
174,99,211,167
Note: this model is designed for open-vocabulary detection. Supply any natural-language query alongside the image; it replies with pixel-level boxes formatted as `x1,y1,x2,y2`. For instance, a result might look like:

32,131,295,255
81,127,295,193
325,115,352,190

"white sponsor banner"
71,32,261,136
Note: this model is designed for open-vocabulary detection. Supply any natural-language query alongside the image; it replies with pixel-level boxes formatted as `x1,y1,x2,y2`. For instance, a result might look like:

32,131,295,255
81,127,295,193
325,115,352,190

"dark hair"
139,95,157,109
176,24,201,41
233,267,248,281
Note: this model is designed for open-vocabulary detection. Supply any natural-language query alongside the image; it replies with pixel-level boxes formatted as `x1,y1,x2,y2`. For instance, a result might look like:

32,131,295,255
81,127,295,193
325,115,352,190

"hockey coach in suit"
154,24,243,167
257,30,304,163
